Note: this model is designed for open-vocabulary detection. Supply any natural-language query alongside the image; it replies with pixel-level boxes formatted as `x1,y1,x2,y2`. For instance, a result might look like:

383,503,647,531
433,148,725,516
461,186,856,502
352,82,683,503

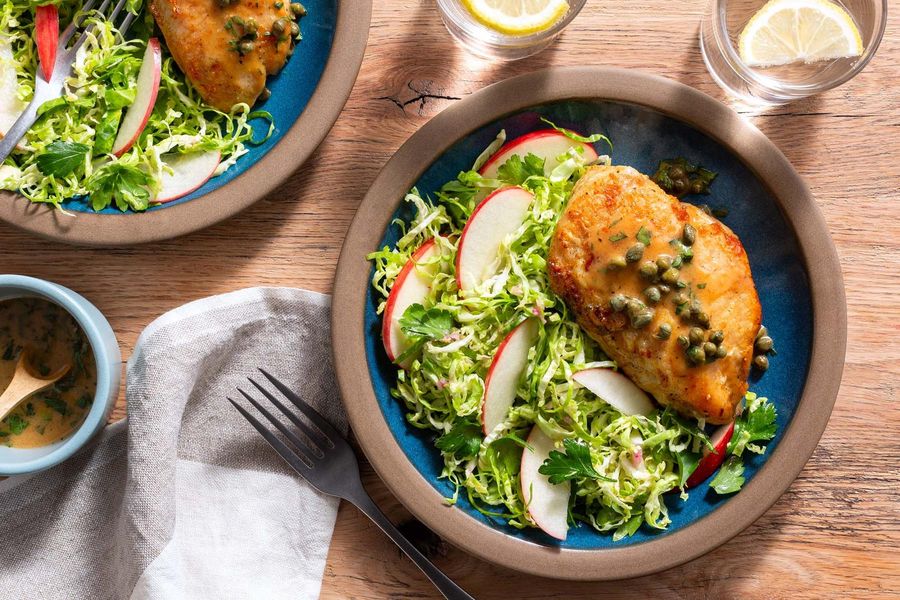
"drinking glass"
700,0,887,104
436,0,587,61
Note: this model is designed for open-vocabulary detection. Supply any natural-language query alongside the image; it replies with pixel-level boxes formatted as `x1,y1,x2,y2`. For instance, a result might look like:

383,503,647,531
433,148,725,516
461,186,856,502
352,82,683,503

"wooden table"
3,1,898,597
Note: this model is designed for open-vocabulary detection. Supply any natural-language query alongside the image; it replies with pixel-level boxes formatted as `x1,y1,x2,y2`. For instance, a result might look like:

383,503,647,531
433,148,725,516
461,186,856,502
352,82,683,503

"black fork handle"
350,492,476,600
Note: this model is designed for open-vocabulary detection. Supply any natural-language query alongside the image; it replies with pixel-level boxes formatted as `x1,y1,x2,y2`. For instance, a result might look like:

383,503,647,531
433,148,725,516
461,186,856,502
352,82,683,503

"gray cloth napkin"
0,287,346,600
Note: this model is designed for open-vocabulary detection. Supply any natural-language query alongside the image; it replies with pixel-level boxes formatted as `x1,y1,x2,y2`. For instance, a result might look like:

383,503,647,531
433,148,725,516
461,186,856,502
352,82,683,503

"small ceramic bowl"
0,275,121,476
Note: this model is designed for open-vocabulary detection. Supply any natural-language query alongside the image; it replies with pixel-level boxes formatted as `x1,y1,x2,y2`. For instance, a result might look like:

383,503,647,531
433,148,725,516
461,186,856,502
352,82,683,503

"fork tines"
62,0,137,57
228,369,337,472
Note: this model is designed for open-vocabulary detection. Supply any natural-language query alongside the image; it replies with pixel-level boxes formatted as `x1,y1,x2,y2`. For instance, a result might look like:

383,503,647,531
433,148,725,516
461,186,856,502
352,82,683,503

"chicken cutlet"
548,165,761,424
150,0,294,112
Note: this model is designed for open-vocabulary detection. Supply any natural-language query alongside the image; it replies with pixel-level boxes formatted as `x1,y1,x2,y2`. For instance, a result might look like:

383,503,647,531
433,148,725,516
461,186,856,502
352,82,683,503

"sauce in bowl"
0,298,97,448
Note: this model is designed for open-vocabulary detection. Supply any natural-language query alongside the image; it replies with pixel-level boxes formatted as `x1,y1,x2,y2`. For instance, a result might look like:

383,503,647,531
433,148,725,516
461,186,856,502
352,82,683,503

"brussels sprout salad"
369,124,778,541
0,0,283,211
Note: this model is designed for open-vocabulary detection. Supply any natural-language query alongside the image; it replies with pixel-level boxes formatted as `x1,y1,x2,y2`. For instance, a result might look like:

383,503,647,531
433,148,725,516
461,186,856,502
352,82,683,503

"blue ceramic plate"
0,1,370,245
333,68,845,579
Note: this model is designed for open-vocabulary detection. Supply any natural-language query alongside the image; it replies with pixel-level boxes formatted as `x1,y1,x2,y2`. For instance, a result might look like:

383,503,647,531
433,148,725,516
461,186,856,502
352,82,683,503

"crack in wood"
376,81,461,115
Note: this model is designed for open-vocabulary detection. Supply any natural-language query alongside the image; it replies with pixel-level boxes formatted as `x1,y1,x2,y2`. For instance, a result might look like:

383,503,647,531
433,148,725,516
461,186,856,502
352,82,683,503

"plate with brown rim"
331,67,846,580
0,0,370,246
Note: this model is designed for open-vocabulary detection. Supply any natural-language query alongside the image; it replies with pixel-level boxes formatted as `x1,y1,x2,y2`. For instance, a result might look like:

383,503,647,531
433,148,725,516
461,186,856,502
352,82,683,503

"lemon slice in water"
738,0,863,67
462,0,570,36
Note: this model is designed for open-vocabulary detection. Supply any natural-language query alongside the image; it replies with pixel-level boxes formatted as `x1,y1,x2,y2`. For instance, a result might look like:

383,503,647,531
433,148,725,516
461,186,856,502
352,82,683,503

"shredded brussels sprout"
368,131,748,540
0,0,270,210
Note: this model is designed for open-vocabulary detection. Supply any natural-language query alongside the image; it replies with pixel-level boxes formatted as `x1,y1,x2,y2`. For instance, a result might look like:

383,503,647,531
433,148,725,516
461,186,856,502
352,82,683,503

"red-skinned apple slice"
685,421,735,488
520,426,570,540
481,318,538,435
456,186,533,291
111,38,161,157
573,368,655,417
479,129,600,179
382,239,440,367
35,5,59,82
154,150,221,203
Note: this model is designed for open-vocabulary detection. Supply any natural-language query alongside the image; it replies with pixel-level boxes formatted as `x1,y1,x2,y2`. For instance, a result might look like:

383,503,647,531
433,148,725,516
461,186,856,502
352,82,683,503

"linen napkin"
0,287,346,600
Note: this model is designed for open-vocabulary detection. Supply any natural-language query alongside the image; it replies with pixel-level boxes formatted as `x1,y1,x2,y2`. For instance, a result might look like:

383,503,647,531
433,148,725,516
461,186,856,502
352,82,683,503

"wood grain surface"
2,1,899,598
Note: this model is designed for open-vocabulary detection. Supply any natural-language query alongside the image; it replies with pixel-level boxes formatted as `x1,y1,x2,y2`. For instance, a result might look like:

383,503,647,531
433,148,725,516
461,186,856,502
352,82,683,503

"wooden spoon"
0,348,71,422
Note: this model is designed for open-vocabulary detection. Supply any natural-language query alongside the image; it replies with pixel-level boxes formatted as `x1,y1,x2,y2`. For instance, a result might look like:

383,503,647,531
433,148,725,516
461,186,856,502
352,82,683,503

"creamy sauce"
0,298,97,448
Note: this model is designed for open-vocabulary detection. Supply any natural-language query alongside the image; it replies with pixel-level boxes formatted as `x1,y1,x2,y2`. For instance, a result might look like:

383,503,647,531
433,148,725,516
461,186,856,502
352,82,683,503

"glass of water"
436,0,587,61
700,0,887,104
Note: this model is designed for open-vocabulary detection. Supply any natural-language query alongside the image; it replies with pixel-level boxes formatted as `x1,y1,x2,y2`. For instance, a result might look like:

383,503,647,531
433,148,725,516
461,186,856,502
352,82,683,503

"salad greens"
0,0,271,210
370,129,779,540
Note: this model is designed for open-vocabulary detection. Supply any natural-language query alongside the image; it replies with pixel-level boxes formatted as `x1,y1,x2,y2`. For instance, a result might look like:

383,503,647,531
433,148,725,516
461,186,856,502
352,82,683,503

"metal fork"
229,368,475,600
0,0,137,163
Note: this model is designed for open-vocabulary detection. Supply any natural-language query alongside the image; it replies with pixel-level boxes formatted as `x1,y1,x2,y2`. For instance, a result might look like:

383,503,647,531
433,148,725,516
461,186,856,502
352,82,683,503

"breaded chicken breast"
150,0,293,111
548,165,761,424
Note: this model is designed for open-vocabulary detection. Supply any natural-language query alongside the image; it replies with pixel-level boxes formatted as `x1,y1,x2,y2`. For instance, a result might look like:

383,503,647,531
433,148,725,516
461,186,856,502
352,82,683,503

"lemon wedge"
738,0,863,67
462,0,570,36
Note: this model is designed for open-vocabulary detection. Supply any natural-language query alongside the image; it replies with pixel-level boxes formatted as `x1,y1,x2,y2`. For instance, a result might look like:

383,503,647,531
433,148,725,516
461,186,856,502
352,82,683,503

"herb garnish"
435,422,482,458
396,304,454,364
35,141,90,178
539,438,614,484
709,456,745,494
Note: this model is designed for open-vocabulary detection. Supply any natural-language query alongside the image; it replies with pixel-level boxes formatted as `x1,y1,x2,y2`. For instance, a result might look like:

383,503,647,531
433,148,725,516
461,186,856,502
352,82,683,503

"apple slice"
0,39,27,148
35,5,59,82
111,38,162,157
382,239,441,366
479,129,600,179
154,150,221,203
520,426,570,540
456,186,533,291
572,368,655,417
481,318,538,435
685,421,735,488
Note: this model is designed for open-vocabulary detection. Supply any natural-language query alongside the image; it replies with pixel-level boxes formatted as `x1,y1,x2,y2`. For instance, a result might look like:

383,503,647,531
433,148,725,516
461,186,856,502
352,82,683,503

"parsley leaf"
399,304,453,340
86,162,152,211
43,396,68,416
728,395,777,457
5,414,28,435
435,422,482,458
35,141,89,177
636,226,652,245
710,456,745,494
539,438,614,484
496,153,545,185
676,450,701,488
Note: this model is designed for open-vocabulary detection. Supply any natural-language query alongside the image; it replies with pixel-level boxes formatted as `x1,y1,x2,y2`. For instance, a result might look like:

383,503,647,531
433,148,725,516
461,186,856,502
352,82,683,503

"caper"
703,342,717,357
626,298,645,316
715,345,727,359
755,335,774,353
682,224,697,246
689,299,702,316
290,20,300,36
672,292,688,306
609,294,628,312
656,254,673,271
756,325,768,340
709,330,724,345
673,178,688,195
239,39,256,54
291,2,307,17
644,286,661,304
607,256,627,270
753,355,769,371
696,311,710,328
689,327,704,346
687,345,706,364
272,17,288,35
669,166,686,180
656,323,672,340
216,0,231,7
690,181,705,195
677,335,690,348
625,243,645,263
631,311,654,329
661,267,679,285
657,284,671,295
639,261,658,280
259,87,272,101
